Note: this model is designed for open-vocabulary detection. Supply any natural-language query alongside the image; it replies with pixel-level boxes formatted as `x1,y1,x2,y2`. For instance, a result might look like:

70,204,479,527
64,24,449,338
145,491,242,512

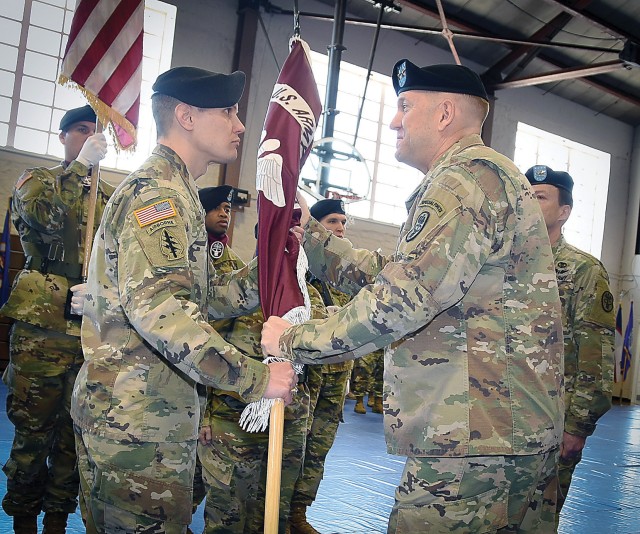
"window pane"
41,0,67,8
0,121,8,146
0,96,11,122
53,82,86,110
0,43,19,71
47,132,64,158
23,50,58,80
0,70,15,97
14,125,49,153
347,199,370,219
21,75,55,105
30,1,64,30
0,17,21,45
17,101,52,130
27,25,61,55
0,0,25,22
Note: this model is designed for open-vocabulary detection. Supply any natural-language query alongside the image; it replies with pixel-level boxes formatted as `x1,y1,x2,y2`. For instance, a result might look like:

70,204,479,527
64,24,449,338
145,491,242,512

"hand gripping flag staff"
237,37,321,532
58,0,143,280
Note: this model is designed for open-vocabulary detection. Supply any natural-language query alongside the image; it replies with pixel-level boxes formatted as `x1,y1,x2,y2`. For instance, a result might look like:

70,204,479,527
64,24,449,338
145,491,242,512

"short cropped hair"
151,93,181,137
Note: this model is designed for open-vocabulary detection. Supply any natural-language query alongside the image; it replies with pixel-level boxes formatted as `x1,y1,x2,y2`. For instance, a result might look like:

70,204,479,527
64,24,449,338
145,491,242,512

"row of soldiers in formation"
1,57,614,534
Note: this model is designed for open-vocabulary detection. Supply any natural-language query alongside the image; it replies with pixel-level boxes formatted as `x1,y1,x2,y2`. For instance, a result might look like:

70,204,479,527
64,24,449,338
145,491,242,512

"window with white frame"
513,122,611,259
0,0,176,172
301,50,423,226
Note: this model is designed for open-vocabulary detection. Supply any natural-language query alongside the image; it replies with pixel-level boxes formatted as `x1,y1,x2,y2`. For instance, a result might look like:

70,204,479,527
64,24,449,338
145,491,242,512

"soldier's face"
531,184,571,230
59,121,96,163
204,202,231,237
319,213,347,238
193,104,245,165
390,90,442,173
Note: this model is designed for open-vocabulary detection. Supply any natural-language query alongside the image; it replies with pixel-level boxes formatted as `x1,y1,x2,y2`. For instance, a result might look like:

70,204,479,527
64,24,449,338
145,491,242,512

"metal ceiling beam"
390,1,640,108
486,0,594,81
493,60,627,90
539,0,635,41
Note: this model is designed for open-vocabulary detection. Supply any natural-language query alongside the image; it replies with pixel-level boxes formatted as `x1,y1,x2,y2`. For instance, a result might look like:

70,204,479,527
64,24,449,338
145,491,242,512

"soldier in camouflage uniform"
198,278,324,534
190,184,244,513
263,61,564,533
350,349,384,414
0,104,109,534
526,165,614,520
71,67,296,533
287,198,354,534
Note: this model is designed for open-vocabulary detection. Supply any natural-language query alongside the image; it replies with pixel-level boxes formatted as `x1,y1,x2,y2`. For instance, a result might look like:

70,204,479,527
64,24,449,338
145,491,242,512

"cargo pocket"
96,464,193,527
396,486,509,534
197,440,234,487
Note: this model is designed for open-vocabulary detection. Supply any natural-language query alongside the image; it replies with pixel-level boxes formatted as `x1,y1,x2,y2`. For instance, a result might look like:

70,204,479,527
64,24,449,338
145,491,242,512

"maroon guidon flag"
58,0,143,150
256,38,322,322
239,38,322,433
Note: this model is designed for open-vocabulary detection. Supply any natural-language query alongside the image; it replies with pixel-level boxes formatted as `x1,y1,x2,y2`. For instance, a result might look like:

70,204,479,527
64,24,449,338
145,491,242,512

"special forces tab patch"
406,211,430,242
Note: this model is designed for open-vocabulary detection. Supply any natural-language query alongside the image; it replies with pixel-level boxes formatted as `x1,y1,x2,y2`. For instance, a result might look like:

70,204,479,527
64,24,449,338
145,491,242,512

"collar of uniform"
428,134,485,177
153,144,190,179
551,233,567,255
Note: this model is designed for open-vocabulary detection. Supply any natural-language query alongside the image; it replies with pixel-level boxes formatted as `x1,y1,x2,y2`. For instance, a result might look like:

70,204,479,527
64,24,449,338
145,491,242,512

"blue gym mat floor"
1,383,639,533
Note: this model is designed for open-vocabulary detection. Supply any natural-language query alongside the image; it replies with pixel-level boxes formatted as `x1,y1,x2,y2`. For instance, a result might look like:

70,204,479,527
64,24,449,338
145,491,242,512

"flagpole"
81,120,103,281
264,398,285,534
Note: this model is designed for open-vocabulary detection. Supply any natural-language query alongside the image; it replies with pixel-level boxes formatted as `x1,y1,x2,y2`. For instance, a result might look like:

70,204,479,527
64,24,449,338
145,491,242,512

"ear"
559,204,572,225
59,131,66,145
437,99,455,131
174,103,195,131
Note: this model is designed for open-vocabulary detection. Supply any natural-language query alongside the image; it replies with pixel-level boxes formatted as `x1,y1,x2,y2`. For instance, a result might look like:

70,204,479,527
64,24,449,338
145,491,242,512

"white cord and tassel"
239,245,310,432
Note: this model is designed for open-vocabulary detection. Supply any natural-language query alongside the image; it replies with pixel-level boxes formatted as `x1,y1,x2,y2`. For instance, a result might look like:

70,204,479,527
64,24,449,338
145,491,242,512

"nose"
234,116,246,135
389,111,401,131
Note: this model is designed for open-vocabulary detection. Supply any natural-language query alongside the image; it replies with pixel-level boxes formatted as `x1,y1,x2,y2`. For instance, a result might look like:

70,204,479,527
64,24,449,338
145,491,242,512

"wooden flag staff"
81,120,104,280
264,398,286,533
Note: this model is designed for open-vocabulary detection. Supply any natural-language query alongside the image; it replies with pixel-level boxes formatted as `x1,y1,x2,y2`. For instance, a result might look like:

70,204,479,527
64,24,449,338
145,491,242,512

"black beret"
310,199,346,221
392,60,488,101
152,67,245,108
59,104,96,131
198,185,234,213
525,165,574,194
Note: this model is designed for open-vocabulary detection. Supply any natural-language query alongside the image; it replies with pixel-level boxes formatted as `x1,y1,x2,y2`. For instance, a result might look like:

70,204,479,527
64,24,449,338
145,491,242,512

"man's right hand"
76,133,108,168
263,361,297,405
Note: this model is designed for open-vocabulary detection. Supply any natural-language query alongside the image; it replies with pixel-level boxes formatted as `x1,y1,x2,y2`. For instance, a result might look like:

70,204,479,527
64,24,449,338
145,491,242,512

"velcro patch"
134,199,177,227
159,228,185,260
406,211,430,242
15,172,33,191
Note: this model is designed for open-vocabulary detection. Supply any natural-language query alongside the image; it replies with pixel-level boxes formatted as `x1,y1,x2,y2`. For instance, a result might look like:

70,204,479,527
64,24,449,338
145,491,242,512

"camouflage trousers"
2,321,82,517
387,450,559,534
350,350,384,397
197,385,310,533
75,426,195,533
291,366,350,507
556,449,582,514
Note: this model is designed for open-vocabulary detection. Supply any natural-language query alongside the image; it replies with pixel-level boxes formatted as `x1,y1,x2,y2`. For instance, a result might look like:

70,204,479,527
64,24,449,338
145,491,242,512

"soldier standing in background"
288,198,354,534
0,104,109,534
71,67,296,533
526,165,614,523
263,61,564,532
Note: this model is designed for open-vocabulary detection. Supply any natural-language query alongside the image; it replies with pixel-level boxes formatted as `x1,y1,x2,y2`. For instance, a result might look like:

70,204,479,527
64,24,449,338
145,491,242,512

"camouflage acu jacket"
308,277,353,374
1,161,112,336
554,235,614,437
280,134,564,458
72,144,269,442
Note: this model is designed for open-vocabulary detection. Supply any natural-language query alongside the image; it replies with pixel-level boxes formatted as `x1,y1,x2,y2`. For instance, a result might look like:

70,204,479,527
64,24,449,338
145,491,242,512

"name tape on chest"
134,199,178,228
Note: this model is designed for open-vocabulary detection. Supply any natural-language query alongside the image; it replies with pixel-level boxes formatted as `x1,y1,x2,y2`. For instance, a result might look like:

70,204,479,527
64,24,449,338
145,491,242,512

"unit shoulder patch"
15,171,33,191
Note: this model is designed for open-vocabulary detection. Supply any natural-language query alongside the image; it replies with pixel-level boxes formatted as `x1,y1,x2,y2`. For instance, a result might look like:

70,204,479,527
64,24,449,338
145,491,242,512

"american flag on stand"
58,0,144,150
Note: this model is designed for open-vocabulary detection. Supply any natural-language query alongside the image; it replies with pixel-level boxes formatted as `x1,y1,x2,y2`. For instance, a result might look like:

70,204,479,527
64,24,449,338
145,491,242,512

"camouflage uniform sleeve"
118,185,269,402
564,261,614,437
303,217,390,296
281,174,497,364
207,256,261,319
12,162,88,234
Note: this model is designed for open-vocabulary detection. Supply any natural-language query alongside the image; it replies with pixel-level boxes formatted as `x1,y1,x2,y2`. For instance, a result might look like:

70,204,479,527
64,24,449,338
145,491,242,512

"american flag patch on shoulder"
134,199,178,227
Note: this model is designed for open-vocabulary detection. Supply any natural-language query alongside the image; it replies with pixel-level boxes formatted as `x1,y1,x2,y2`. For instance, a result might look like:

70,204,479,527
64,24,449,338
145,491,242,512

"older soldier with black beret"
263,60,564,532
1,104,109,534
526,165,614,523
71,66,296,533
